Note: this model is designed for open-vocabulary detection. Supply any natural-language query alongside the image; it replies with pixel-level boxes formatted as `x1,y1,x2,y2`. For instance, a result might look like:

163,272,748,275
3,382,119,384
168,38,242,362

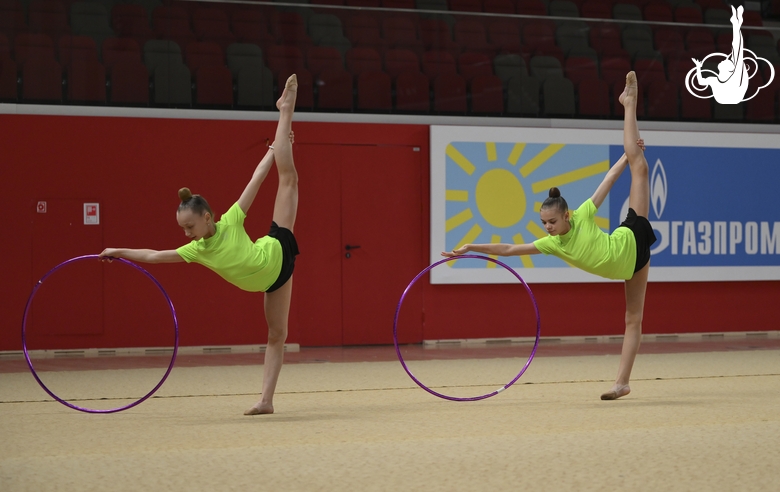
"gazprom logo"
650,159,667,220
648,158,780,257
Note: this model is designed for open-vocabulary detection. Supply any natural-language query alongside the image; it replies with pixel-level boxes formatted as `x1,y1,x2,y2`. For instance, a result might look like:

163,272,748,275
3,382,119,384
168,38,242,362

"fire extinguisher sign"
84,203,100,225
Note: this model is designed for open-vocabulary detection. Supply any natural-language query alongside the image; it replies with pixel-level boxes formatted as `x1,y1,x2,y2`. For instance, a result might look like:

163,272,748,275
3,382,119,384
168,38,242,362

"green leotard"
533,199,636,280
176,202,283,292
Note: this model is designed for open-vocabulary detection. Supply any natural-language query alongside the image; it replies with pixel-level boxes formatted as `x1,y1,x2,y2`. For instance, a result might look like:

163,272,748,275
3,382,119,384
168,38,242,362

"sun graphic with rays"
444,141,613,269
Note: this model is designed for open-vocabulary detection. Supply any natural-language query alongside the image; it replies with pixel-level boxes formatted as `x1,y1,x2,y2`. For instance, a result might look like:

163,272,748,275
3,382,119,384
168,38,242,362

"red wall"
2,114,778,351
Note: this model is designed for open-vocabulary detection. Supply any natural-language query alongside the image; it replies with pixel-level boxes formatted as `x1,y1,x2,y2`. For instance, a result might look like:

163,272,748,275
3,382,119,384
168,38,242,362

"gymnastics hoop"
21,254,179,414
393,254,541,401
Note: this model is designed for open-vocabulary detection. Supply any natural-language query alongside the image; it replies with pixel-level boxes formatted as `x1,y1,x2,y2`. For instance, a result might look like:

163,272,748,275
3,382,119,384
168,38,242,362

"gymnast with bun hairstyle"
443,71,656,400
100,75,300,415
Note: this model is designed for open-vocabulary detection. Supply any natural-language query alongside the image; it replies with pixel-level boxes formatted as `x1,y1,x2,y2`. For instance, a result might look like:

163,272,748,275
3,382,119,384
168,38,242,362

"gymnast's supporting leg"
244,75,298,416
603,71,651,400
244,277,293,415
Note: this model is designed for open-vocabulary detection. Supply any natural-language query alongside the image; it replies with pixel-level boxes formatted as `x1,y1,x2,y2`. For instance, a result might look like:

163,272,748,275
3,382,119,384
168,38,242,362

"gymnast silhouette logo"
685,5,775,104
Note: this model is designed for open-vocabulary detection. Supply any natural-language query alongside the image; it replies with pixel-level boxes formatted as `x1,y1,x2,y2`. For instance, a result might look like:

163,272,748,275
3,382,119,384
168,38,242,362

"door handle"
345,244,360,259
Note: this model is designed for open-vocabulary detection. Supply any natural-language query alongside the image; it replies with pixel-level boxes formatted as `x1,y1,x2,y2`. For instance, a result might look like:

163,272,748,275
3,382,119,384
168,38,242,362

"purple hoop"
393,254,541,401
21,254,179,414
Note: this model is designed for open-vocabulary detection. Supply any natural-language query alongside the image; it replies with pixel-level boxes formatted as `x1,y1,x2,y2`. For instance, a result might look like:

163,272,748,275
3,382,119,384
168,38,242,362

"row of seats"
2,30,775,103
2,39,778,124
1,0,777,123
4,14,779,65
0,0,768,54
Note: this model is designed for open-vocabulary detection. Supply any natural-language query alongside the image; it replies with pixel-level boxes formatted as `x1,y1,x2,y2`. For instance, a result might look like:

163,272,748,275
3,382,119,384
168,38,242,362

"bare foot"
276,74,298,111
600,384,631,400
243,402,274,415
618,71,638,107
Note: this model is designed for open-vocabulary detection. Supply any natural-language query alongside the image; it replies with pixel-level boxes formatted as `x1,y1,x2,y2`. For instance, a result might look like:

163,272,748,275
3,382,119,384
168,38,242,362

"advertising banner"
431,126,780,283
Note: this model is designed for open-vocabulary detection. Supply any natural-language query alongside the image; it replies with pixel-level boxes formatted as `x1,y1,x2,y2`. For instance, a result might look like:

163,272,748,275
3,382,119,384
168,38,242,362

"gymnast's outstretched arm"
590,153,629,209
441,242,541,257
99,248,183,263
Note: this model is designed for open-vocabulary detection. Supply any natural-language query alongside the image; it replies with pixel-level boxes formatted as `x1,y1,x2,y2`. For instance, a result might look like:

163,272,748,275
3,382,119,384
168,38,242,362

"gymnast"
100,74,300,415
443,71,656,400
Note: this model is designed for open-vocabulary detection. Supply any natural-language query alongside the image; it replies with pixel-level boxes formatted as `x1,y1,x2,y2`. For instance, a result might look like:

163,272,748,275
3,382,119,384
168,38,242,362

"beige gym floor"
2,340,779,491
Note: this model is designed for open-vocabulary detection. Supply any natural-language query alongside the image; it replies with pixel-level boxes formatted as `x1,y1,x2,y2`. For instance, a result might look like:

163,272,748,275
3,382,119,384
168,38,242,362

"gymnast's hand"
441,245,470,257
99,248,118,262
636,138,645,151
267,131,295,150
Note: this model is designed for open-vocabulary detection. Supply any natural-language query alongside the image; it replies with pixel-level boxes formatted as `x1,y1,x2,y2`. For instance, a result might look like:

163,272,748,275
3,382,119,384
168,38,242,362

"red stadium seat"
192,8,231,40
600,55,632,85
306,46,344,77
185,42,225,73
643,3,673,22
0,51,17,100
15,33,56,67
231,9,274,48
685,29,715,52
316,67,353,110
103,38,142,71
67,58,106,103
109,58,149,105
357,69,392,111
0,0,27,42
634,57,667,84
433,73,467,113
487,20,522,54
153,6,196,51
653,29,685,58
395,70,429,112
581,1,612,19
458,51,493,82
448,0,482,12
522,24,556,52
674,6,703,25
346,47,382,75
266,45,306,78
745,85,777,122
419,18,460,58
384,49,420,79
112,4,154,48
588,23,622,55
645,80,679,119
271,11,312,47
29,0,71,40
422,50,456,79
59,35,98,67
577,77,610,117
469,74,503,114
381,16,420,53
564,56,598,86
453,20,494,56
195,65,233,106
22,57,62,102
483,0,514,14
680,87,711,120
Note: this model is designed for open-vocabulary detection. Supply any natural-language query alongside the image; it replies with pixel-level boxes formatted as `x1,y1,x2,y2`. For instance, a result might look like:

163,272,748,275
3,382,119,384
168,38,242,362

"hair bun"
178,187,193,202
548,187,561,198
